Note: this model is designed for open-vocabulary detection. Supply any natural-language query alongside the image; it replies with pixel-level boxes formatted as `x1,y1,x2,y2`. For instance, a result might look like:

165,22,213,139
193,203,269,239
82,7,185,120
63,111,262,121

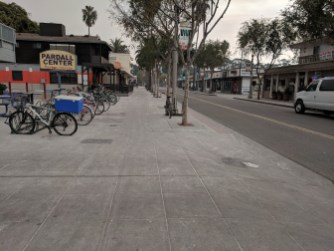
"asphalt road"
177,91,334,182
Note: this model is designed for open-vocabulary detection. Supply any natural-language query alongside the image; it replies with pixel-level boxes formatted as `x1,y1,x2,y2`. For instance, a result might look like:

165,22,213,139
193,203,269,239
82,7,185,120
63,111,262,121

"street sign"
40,50,76,71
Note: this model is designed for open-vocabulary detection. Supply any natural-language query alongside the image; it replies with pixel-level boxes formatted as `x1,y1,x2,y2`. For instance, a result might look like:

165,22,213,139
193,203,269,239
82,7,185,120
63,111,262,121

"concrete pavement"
0,87,333,251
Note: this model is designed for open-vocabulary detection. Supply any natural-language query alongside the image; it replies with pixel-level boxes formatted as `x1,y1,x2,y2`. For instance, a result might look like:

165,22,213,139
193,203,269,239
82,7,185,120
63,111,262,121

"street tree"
110,0,232,126
238,18,294,99
82,5,97,36
110,0,176,101
195,39,230,92
135,37,162,95
281,0,334,40
110,38,130,53
0,2,39,33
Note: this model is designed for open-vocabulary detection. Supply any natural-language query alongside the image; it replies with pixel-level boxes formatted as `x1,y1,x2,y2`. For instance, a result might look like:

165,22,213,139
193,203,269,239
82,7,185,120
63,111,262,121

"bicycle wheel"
109,94,117,105
73,104,94,126
94,101,105,115
52,112,78,136
102,99,111,112
9,111,35,134
168,106,173,119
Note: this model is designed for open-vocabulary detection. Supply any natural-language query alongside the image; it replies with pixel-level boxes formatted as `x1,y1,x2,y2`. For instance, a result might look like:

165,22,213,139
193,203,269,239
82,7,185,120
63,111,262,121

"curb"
233,97,294,108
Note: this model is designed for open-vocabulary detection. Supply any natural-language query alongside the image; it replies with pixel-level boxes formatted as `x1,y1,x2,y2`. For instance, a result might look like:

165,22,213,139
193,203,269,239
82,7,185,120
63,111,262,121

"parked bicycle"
9,102,78,136
164,96,172,119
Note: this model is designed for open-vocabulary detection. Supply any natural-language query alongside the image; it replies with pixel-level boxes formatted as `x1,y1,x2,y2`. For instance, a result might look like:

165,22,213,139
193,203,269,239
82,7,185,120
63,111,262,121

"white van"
294,77,334,115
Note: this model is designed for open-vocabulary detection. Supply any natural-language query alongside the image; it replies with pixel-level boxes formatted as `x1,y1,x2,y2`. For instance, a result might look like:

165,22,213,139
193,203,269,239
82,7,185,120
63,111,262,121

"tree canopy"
110,38,130,53
195,40,230,70
82,5,97,36
281,0,334,40
238,18,294,98
110,0,232,125
238,18,293,64
0,2,39,33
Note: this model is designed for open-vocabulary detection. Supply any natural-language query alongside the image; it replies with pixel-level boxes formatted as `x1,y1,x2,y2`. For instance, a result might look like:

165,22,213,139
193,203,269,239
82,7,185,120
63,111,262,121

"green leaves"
238,18,292,60
110,38,129,53
195,40,230,69
281,0,334,40
82,5,97,35
0,2,39,33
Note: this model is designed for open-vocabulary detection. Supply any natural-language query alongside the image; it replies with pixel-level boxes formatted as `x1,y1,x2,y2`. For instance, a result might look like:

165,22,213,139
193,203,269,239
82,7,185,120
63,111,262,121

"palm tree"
82,6,97,36
109,38,129,53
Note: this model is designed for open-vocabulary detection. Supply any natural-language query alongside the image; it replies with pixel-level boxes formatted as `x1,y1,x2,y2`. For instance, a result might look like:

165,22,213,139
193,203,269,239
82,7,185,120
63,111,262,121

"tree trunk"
203,67,206,93
156,63,160,97
210,69,214,92
167,54,171,97
192,66,197,90
248,54,254,99
150,69,153,93
181,62,191,125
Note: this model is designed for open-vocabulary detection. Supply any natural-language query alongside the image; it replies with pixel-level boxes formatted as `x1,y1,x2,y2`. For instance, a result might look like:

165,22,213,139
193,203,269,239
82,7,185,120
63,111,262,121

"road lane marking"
186,95,334,141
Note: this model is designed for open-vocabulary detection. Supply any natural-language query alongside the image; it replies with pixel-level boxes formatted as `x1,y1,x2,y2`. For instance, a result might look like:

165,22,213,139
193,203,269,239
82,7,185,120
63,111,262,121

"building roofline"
290,37,334,49
16,33,111,47
0,22,16,31
266,61,334,75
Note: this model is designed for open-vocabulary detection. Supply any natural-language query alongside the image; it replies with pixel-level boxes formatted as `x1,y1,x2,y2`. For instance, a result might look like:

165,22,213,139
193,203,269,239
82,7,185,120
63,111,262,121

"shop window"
50,72,77,84
12,71,23,81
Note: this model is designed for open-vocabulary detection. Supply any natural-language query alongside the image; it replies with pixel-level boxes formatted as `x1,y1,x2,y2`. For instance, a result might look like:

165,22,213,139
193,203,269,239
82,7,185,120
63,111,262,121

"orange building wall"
0,70,91,85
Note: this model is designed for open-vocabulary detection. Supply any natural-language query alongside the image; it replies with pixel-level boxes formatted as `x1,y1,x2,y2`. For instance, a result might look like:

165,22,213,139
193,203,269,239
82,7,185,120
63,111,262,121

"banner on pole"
178,24,192,51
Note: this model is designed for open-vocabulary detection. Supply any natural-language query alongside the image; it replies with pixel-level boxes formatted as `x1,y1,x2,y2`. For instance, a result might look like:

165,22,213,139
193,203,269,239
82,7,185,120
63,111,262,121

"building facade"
264,38,334,100
0,23,16,64
0,23,114,91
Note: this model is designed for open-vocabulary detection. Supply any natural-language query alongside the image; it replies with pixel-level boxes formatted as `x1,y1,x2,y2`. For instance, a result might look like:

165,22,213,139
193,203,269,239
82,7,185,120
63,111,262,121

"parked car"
294,77,334,114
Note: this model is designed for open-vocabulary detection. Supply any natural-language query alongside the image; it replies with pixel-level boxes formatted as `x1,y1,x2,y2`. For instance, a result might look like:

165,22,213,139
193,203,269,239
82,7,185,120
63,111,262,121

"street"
177,91,334,182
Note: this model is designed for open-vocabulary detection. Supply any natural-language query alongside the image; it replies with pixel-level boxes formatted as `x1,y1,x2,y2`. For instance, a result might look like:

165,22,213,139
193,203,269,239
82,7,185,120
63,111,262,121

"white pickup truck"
294,77,334,115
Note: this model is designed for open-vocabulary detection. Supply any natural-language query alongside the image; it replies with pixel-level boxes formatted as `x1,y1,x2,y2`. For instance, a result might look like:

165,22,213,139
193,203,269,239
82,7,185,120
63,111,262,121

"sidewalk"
0,87,333,250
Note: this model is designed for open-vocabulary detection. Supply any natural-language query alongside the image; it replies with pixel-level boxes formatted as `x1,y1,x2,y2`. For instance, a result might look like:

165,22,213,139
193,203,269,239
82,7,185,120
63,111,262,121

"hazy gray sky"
3,0,291,60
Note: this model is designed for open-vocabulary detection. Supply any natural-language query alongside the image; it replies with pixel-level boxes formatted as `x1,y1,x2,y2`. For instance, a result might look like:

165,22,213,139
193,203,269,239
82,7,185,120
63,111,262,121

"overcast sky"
3,0,291,61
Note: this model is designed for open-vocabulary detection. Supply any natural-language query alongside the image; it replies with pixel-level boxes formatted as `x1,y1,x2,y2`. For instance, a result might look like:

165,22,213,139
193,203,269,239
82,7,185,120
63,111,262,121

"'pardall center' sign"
40,50,76,71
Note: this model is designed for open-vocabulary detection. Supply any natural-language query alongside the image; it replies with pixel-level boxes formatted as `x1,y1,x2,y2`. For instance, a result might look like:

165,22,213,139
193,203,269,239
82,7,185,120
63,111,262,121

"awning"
82,63,114,71
121,69,134,78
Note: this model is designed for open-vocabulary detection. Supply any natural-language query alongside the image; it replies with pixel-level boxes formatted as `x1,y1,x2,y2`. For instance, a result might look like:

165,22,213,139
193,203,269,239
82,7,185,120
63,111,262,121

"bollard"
43,82,47,99
26,82,29,93
8,82,12,95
